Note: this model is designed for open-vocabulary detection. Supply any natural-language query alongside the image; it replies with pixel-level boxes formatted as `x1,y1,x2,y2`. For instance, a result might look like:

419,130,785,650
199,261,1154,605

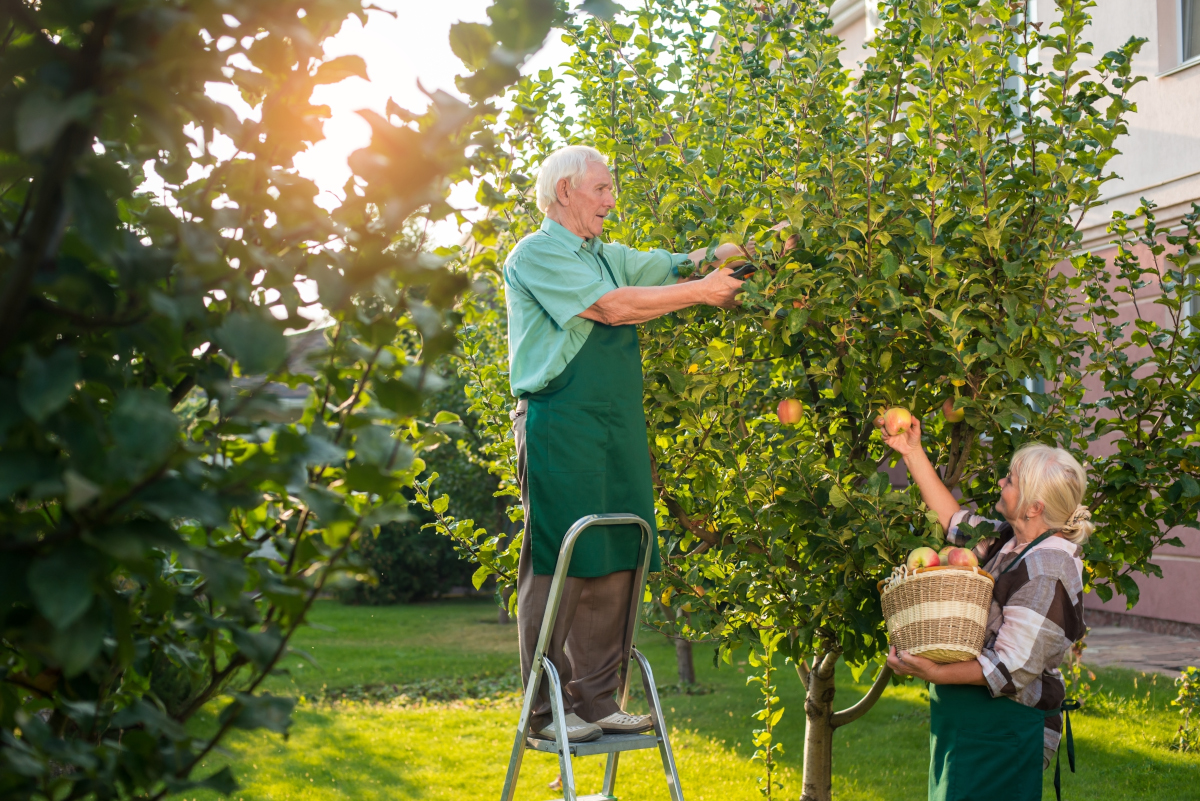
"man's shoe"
594,712,654,734
533,713,602,742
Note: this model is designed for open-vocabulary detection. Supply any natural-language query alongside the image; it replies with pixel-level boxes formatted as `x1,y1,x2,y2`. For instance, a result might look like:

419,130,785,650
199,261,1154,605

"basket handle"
877,563,995,593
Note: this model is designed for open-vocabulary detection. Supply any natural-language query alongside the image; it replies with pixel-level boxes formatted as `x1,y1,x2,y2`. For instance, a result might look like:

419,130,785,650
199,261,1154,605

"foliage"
446,0,1182,795
747,629,786,800
1069,200,1200,603
1172,666,1200,753
1061,629,1095,708
340,374,501,606
0,0,553,798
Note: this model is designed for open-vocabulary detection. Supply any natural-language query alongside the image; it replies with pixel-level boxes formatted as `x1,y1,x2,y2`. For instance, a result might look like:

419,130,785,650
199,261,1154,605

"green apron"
928,531,1066,801
522,254,661,578
929,684,1046,801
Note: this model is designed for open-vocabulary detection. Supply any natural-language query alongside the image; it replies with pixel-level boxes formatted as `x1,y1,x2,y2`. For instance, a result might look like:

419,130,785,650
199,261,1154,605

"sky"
290,1,576,245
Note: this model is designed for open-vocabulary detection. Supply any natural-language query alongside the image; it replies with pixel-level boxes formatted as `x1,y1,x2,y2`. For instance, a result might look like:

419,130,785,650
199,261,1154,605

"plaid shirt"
947,511,1087,769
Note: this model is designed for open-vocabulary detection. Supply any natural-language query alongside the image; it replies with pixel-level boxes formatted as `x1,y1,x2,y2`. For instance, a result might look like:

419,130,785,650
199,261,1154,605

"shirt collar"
541,217,599,253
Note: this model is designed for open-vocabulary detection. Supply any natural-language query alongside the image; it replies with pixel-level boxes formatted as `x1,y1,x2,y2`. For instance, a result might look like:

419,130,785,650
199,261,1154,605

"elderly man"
506,145,746,743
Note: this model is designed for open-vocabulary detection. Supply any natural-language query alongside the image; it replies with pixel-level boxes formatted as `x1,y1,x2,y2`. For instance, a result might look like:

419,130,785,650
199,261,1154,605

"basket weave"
879,565,995,664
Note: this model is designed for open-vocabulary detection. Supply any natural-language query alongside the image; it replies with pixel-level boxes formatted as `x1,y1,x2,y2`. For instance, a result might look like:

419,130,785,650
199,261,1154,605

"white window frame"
1161,0,1200,77
1182,0,1200,68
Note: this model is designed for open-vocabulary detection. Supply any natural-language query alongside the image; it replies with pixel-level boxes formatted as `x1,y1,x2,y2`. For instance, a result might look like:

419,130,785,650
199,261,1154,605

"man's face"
556,162,615,239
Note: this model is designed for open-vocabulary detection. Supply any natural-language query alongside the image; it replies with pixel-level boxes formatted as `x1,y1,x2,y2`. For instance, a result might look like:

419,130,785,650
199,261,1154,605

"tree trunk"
799,652,895,801
673,633,695,685
800,652,839,801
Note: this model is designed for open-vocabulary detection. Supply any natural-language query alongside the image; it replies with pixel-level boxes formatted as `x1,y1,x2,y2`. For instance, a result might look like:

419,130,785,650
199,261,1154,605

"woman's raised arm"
880,417,960,535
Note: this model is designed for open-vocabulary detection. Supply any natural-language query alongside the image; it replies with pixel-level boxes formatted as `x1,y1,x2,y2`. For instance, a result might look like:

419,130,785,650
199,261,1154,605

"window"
1185,0,1200,63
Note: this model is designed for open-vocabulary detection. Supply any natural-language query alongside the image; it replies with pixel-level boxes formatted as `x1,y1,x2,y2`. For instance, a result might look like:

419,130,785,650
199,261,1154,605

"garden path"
1082,626,1200,676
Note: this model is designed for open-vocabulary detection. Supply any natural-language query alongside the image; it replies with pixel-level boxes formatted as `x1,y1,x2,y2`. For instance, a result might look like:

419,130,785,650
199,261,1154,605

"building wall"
830,1,1200,627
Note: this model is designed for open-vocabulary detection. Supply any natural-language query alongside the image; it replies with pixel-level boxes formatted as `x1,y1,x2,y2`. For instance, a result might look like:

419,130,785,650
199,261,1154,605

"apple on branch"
942,397,965,423
777,398,803,424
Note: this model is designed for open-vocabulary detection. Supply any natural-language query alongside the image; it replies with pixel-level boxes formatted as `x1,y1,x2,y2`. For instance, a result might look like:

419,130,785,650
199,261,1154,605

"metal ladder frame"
499,513,684,801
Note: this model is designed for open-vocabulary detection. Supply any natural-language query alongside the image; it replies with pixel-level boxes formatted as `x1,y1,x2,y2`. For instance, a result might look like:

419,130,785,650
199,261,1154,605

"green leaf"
18,347,80,423
216,313,288,375
190,767,238,795
828,486,849,508
312,55,369,85
221,692,296,735
15,92,94,154
580,0,621,19
63,469,101,512
432,495,450,514
229,625,283,670
109,390,180,479
449,22,494,71
27,544,96,629
52,601,106,677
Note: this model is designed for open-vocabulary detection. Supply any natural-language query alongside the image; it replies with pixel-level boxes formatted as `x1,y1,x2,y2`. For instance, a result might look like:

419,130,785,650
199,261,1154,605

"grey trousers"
513,402,637,730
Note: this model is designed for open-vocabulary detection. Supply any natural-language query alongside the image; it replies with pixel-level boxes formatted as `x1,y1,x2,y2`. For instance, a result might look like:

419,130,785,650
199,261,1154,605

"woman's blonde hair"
1009,443,1093,544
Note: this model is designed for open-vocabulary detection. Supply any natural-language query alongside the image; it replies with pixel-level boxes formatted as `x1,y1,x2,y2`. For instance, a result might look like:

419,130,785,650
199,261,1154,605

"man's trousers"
513,402,637,731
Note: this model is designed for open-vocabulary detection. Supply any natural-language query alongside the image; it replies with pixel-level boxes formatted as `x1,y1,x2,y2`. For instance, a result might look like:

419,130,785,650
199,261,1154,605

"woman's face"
995,471,1022,522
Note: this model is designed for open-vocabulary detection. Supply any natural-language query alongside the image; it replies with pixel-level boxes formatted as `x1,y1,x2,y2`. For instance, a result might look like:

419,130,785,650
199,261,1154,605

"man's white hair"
535,145,608,214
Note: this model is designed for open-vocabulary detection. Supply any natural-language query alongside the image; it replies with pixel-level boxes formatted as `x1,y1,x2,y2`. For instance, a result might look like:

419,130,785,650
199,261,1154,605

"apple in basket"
905,547,940,570
946,547,979,567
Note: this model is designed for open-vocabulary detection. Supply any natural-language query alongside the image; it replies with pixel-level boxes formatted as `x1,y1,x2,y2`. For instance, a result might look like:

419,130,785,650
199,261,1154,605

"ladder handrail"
502,512,680,801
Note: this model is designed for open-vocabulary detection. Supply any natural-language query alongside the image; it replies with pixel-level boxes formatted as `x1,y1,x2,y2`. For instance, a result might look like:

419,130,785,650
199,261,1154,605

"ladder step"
526,731,660,757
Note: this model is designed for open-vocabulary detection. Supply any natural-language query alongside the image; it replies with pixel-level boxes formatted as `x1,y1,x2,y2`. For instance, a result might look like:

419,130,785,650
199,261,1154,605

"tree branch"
830,665,893,728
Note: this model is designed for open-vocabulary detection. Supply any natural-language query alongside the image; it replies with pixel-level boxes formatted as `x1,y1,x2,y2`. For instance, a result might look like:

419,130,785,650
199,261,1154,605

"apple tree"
440,1,1194,799
0,0,553,798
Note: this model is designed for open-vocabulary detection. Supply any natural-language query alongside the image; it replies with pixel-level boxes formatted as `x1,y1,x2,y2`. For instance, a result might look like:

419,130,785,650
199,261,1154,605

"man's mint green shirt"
504,218,690,397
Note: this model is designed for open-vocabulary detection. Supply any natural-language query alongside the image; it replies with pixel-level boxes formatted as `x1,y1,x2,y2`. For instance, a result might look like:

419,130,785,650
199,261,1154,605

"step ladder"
499,513,684,801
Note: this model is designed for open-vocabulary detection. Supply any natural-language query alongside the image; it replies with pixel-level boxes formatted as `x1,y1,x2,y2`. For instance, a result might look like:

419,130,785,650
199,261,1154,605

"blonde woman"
882,419,1093,801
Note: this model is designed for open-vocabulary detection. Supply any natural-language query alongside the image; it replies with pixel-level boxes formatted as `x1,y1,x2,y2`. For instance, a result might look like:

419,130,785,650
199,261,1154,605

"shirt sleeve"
976,567,1075,701
509,246,617,331
602,242,691,287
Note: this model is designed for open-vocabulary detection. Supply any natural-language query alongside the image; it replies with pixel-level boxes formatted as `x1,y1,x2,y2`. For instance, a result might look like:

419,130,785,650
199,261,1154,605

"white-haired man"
506,145,746,743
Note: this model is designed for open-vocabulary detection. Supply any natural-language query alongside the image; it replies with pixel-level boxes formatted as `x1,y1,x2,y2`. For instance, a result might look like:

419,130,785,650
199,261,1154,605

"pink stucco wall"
1072,241,1200,626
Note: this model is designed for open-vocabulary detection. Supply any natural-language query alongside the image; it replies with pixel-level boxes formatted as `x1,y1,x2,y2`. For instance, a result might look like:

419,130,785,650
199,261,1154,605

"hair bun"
1064,505,1091,529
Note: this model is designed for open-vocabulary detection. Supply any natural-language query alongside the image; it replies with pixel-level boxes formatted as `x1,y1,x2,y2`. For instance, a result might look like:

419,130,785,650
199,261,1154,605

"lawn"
188,599,1200,801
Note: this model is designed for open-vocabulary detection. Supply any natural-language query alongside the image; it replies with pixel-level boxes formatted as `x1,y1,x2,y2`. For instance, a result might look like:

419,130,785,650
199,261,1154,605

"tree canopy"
0,0,553,797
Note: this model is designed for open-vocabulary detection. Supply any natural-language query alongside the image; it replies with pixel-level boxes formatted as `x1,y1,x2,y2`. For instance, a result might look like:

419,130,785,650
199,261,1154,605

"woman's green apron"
928,531,1075,801
521,252,660,578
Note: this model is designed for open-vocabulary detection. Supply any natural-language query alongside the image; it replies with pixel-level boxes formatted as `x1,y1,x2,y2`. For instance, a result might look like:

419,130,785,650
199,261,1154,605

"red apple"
939,546,954,563
906,546,940,570
777,398,803,424
883,407,913,436
947,547,979,567
942,398,965,423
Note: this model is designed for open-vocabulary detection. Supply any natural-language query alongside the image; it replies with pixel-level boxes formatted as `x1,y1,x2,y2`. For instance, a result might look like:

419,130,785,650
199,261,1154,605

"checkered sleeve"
977,550,1077,703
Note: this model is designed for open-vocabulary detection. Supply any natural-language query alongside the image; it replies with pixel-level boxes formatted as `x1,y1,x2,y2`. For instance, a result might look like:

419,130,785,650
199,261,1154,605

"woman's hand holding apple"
881,415,923,458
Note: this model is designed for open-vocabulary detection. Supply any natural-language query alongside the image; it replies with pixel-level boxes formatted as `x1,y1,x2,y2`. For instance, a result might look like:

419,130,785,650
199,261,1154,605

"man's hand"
698,267,743,308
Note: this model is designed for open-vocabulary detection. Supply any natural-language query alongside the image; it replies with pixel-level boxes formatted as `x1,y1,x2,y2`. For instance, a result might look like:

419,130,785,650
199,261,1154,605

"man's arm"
578,243,745,326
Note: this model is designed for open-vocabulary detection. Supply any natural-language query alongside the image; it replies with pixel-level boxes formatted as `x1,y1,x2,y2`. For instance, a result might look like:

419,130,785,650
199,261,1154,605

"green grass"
188,599,1200,801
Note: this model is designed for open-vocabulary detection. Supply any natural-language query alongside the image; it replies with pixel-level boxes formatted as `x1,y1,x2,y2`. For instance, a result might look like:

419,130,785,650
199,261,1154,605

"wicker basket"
878,564,995,664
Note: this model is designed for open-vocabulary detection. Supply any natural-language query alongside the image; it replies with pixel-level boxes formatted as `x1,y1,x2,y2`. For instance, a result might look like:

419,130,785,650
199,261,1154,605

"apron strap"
1000,529,1057,575
1051,698,1080,801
